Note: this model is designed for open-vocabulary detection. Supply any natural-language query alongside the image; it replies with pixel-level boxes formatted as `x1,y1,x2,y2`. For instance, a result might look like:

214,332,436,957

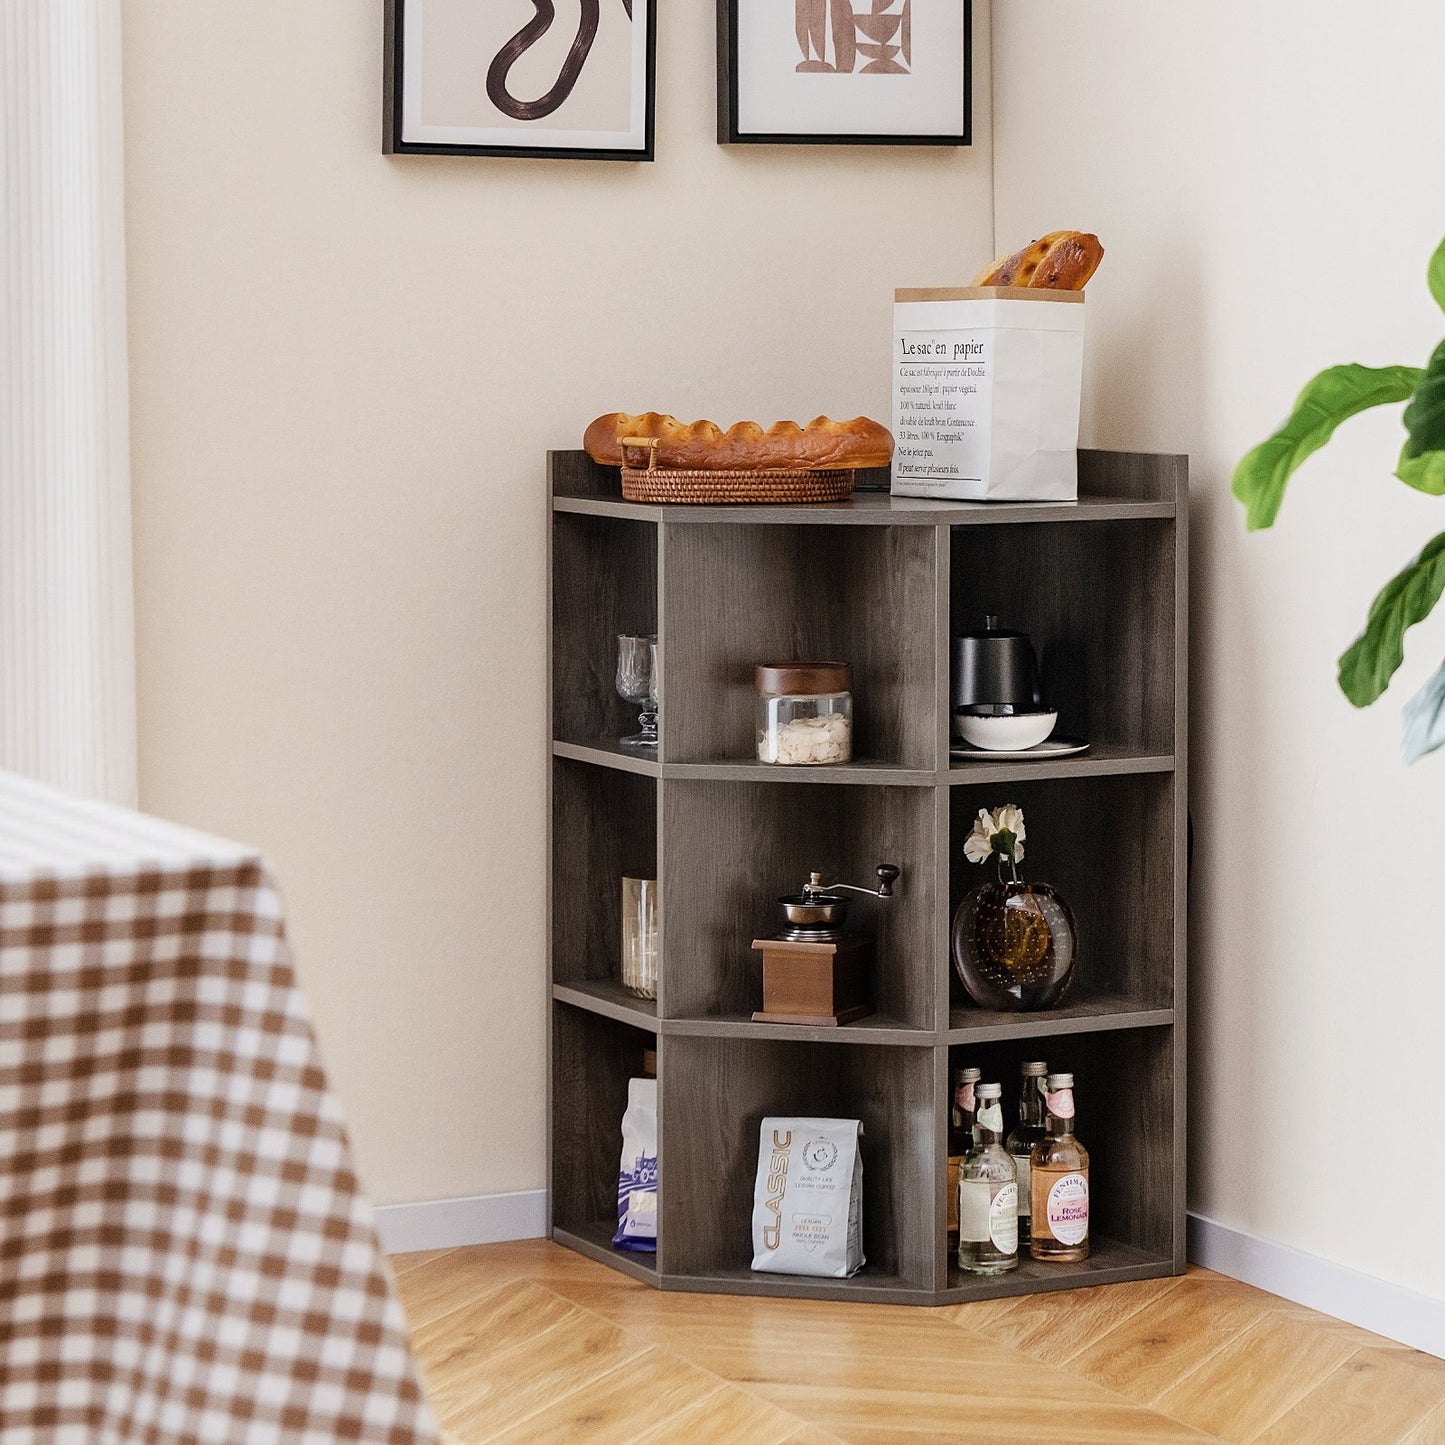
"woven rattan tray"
620,467,855,504
617,433,855,504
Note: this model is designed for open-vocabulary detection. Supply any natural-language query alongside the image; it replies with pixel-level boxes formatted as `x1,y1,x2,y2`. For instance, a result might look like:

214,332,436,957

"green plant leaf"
1430,235,1445,314
1232,364,1422,530
1337,531,1445,707
1402,658,1445,762
1397,338,1445,495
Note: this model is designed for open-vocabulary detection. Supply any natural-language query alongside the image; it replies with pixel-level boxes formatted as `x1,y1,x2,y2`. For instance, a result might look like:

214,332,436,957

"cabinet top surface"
549,449,1185,526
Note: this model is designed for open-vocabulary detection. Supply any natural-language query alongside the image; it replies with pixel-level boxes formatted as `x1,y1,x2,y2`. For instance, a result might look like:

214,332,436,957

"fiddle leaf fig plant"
1232,234,1445,761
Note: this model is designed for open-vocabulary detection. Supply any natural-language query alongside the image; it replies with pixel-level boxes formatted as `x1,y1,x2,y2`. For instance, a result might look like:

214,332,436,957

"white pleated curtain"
0,0,136,804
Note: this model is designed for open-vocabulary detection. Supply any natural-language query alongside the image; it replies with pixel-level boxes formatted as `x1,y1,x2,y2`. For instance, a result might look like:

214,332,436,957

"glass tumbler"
621,876,659,1000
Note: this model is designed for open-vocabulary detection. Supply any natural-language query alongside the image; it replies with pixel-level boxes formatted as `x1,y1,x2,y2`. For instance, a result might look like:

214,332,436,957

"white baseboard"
374,1189,547,1255
1189,1212,1444,1359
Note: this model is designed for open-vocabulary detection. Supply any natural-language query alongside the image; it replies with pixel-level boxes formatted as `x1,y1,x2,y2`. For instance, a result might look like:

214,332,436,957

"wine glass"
616,634,659,748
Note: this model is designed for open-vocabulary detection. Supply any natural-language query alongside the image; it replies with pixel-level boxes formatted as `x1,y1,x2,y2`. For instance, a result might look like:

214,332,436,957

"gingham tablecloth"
0,772,438,1444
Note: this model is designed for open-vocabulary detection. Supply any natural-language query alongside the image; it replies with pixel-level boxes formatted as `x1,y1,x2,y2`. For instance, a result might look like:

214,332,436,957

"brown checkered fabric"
0,773,437,1443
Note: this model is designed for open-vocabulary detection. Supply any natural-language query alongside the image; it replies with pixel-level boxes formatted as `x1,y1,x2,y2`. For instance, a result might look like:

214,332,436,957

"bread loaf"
971,231,1104,292
584,413,894,472
972,231,1071,288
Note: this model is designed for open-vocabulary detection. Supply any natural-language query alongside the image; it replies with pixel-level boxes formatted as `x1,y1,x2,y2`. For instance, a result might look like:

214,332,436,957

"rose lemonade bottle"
1029,1071,1089,1262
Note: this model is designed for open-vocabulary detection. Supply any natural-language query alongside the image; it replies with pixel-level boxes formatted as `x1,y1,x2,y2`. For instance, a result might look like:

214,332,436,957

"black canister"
952,616,1044,715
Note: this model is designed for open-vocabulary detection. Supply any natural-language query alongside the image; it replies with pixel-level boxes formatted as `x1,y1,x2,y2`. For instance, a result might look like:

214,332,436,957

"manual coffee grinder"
751,863,900,1026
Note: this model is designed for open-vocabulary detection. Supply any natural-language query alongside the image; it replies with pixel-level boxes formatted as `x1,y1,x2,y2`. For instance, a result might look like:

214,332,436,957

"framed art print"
385,0,656,160
718,0,970,146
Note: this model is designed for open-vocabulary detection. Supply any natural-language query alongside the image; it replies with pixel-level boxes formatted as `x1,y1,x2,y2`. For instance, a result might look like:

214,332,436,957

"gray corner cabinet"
548,449,1187,1306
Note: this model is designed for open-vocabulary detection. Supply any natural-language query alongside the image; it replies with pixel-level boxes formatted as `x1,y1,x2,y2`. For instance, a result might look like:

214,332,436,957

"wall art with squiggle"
389,0,655,160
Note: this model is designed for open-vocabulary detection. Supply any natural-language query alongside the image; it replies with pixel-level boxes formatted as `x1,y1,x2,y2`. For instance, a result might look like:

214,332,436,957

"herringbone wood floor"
393,1241,1445,1443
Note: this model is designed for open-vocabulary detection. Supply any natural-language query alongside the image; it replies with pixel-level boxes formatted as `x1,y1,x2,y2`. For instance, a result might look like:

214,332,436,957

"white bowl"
954,710,1058,752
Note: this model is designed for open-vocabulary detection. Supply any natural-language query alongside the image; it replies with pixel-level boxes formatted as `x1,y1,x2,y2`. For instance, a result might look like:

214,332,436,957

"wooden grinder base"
751,935,873,1027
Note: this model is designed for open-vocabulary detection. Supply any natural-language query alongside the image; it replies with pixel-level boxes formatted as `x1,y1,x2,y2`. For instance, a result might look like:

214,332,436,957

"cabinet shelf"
944,1237,1172,1300
552,739,661,778
549,447,1187,1306
947,744,1174,785
554,738,1174,787
552,1220,658,1284
665,1012,925,1046
663,1267,934,1305
553,979,657,1030
552,740,936,785
947,997,1173,1044
553,491,1176,529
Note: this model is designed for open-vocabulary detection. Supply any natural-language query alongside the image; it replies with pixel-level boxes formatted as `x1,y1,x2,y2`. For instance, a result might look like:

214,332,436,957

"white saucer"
950,736,1091,760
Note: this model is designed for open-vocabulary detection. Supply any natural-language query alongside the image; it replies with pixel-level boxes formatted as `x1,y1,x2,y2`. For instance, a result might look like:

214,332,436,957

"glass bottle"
957,1082,1018,1274
1029,1071,1090,1262
1004,1061,1048,1246
946,1066,980,1241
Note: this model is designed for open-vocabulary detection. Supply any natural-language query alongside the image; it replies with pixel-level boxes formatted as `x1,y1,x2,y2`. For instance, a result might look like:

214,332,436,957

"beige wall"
122,2,995,1205
993,3,1445,1298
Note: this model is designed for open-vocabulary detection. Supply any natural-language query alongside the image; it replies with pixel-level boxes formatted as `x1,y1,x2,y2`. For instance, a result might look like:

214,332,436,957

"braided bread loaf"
584,413,894,472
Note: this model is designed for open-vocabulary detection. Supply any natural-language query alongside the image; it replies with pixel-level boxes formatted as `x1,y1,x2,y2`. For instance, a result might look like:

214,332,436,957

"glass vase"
621,876,659,1000
951,879,1077,1011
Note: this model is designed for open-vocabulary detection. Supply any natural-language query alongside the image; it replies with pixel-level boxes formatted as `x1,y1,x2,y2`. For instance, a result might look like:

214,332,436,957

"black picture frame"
717,0,971,147
384,0,657,162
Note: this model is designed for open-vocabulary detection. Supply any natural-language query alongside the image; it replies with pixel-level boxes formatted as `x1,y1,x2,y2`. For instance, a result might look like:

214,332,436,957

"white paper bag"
891,287,1085,502
751,1116,864,1278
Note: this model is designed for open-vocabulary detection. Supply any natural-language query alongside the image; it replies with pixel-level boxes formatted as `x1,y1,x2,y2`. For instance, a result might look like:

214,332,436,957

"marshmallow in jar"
756,662,853,765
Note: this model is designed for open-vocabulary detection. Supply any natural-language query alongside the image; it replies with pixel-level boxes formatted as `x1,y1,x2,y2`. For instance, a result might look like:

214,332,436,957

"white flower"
995,804,1026,851
964,808,995,864
964,805,1026,866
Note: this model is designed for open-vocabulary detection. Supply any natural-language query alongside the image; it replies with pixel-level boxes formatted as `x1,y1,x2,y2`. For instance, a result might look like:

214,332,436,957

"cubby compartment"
948,772,1176,1029
660,1035,936,1298
944,1026,1178,1297
662,779,939,1031
662,523,941,769
950,518,1177,765
551,1003,658,1279
552,511,658,751
552,760,658,1017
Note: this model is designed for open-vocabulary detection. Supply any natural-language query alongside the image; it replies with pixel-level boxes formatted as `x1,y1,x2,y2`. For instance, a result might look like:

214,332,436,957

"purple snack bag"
613,1077,657,1252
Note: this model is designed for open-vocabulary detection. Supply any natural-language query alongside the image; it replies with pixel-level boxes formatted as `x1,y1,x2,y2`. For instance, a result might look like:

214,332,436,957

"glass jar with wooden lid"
756,662,853,765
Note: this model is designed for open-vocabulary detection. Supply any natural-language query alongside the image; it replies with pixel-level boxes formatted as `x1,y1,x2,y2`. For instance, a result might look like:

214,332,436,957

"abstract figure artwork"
721,0,969,145
795,0,911,76
386,0,656,160
487,0,634,121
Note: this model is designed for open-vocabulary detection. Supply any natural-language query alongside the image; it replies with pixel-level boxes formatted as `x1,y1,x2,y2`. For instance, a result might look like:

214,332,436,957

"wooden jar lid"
755,662,852,696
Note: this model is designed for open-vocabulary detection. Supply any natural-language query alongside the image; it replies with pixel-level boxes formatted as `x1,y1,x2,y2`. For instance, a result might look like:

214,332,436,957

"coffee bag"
751,1117,864,1278
613,1077,657,1252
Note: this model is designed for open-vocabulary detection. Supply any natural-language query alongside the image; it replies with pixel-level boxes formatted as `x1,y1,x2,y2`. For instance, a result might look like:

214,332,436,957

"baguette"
583,412,894,472
971,230,1105,291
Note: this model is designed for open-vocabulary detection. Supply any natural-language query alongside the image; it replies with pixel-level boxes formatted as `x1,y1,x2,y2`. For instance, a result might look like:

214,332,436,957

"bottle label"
958,1177,991,1242
955,1083,975,1115
1046,1172,1089,1245
1046,1088,1074,1120
977,1101,1002,1133
1011,1155,1031,1216
989,1183,1018,1253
